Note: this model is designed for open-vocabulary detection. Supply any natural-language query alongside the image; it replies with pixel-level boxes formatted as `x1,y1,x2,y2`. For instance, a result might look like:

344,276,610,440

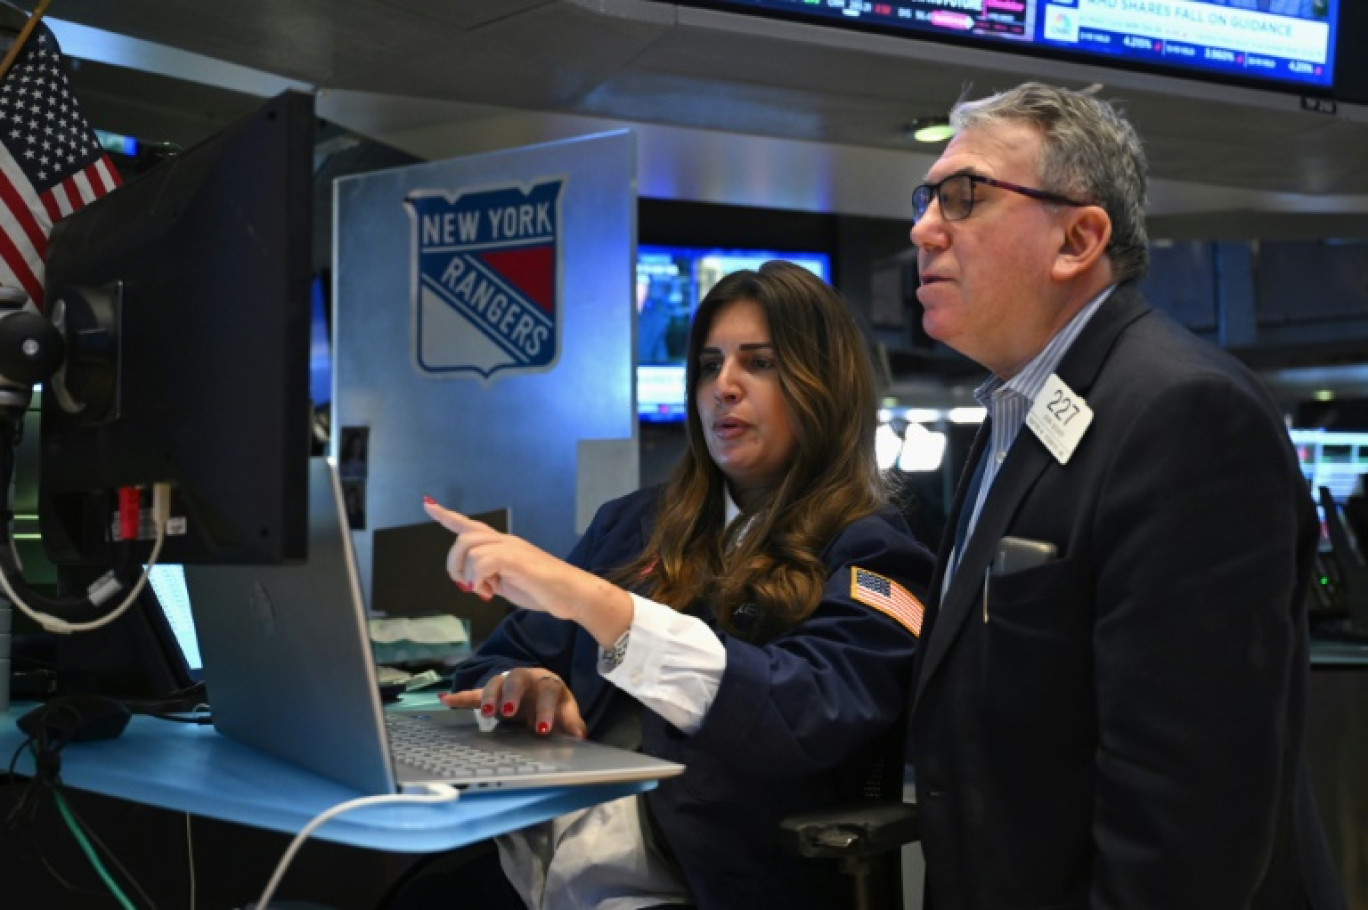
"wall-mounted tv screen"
687,0,1340,95
636,245,832,422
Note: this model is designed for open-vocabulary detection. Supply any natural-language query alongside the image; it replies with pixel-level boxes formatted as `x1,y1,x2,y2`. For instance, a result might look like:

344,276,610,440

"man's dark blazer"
910,283,1345,909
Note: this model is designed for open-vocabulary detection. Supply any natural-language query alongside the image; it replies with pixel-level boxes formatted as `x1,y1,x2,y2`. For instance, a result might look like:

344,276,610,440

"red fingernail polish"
423,495,436,504
537,722,550,735
502,702,515,716
481,703,494,716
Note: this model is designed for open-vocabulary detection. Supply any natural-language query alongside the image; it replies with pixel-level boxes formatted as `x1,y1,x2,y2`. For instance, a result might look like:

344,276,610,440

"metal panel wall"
332,131,638,604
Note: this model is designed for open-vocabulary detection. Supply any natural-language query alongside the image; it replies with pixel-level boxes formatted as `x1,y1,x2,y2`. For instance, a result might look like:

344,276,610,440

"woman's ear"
1051,206,1112,282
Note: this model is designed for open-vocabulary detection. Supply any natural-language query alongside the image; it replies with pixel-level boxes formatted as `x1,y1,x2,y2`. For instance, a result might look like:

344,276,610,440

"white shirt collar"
724,487,741,526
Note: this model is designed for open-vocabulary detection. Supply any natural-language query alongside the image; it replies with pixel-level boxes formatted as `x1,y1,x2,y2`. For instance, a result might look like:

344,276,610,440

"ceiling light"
906,118,954,144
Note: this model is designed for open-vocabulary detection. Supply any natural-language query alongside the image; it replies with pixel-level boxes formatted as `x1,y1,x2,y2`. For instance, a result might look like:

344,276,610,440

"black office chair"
777,728,920,910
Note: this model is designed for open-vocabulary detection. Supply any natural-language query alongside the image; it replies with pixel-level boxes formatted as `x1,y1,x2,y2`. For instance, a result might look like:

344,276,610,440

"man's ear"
1051,206,1112,282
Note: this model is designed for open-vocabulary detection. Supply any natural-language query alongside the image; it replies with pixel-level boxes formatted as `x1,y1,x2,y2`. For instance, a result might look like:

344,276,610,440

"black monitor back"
37,91,313,568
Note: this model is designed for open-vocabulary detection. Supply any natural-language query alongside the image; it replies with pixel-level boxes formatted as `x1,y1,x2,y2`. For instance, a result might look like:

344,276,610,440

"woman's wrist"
568,574,635,651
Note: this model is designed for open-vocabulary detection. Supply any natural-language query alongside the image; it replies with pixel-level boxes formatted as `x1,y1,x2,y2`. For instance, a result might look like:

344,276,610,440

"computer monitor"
35,90,314,569
635,245,832,422
38,569,202,702
1315,485,1368,640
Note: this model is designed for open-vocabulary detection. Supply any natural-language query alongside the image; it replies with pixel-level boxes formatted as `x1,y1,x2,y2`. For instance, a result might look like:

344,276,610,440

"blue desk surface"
1,700,654,853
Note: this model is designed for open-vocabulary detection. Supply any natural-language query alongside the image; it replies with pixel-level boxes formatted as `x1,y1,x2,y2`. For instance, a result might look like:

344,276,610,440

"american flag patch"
850,567,924,637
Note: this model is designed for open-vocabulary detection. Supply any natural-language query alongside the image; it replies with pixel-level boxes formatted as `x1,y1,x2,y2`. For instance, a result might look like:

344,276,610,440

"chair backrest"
831,711,913,907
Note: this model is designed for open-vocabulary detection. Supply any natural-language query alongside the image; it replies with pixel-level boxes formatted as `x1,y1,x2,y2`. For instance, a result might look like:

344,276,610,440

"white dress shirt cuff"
600,593,725,734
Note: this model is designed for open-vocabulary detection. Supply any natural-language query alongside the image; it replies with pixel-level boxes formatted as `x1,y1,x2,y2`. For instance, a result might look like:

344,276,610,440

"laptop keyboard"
384,714,562,779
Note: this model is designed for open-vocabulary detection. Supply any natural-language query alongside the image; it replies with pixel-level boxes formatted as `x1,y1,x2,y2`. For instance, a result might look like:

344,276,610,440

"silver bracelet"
598,630,631,673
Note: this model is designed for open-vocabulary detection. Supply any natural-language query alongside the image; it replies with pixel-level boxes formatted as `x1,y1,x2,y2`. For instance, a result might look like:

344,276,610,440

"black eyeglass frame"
911,173,1090,224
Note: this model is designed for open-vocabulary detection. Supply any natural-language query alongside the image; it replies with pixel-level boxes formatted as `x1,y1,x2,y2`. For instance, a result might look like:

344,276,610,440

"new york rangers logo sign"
406,179,564,380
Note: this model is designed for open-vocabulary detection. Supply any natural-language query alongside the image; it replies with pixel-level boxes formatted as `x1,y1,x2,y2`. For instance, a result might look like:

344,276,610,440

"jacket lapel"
912,284,1151,705
913,425,1055,703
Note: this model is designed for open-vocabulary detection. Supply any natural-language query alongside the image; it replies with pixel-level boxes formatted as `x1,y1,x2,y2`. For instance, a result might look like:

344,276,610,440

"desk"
1,699,662,908
0,701,653,853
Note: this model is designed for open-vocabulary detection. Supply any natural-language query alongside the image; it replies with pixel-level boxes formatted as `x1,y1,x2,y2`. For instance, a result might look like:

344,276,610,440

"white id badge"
1026,373,1093,465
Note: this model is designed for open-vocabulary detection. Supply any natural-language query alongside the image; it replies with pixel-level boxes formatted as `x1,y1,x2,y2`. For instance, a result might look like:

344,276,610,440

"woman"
422,260,933,909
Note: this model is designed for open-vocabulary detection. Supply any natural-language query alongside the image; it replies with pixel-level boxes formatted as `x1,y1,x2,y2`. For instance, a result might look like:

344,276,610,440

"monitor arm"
0,282,121,427
0,286,65,421
0,284,141,630
46,284,121,424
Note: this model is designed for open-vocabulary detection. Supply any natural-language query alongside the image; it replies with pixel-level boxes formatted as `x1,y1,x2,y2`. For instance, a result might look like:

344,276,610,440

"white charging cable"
249,783,462,910
1,482,172,634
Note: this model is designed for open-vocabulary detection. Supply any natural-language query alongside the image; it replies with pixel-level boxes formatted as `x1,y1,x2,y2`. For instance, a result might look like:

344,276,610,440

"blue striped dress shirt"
946,284,1115,584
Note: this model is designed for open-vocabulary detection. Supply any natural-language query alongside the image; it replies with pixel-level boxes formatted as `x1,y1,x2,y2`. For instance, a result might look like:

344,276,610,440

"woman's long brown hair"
610,260,885,639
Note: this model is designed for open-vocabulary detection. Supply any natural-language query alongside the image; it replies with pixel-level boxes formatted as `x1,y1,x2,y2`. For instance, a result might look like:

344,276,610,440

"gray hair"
951,82,1150,283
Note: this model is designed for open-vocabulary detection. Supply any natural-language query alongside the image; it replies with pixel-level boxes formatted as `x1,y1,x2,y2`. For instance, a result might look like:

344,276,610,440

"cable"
8,732,156,908
250,785,462,910
123,682,210,718
5,740,45,829
7,737,28,776
8,733,147,906
0,419,162,634
185,811,197,910
52,789,136,910
59,790,159,910
147,711,214,725
38,852,103,902
0,481,172,634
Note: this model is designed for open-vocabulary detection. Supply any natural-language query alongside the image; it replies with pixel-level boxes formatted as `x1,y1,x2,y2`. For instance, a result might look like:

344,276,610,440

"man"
908,82,1345,909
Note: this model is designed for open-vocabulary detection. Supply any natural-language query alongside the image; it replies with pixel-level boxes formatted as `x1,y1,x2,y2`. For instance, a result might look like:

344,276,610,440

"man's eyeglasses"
911,174,1089,224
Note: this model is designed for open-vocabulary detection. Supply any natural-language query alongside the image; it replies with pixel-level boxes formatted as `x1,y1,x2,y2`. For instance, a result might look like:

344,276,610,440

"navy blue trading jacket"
450,485,933,910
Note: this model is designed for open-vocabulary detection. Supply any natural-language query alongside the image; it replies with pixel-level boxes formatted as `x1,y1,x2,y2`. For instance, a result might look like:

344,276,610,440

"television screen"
636,245,832,422
687,0,1340,94
1289,428,1368,505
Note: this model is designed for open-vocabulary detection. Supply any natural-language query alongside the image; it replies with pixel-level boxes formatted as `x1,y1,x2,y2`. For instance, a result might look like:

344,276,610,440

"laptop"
182,456,684,794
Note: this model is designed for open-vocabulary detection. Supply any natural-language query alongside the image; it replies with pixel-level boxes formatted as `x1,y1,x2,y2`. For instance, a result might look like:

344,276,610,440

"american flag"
0,22,121,309
851,567,924,637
